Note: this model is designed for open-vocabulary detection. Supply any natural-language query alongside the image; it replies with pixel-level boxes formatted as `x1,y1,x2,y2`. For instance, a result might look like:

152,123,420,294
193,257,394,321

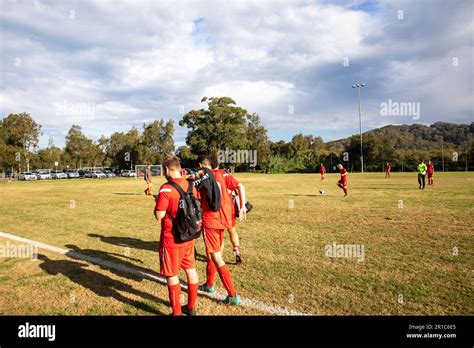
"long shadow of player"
88,233,157,252
37,254,168,315
64,244,162,283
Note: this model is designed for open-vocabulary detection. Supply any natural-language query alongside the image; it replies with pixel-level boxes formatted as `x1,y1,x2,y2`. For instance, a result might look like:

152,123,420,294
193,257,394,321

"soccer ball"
319,189,324,194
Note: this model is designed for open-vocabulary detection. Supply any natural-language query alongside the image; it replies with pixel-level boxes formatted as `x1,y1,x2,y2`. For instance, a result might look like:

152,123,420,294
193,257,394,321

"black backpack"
166,181,202,242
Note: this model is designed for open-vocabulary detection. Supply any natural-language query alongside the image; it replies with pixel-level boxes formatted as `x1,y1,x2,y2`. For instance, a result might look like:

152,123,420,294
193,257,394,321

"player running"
210,156,246,265
144,165,153,195
427,160,434,186
417,160,427,189
193,155,245,305
336,164,348,197
385,162,391,178
154,157,200,316
320,163,326,180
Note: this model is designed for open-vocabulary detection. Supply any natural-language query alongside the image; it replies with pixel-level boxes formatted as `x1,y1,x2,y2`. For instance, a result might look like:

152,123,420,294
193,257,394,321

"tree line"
1,97,473,174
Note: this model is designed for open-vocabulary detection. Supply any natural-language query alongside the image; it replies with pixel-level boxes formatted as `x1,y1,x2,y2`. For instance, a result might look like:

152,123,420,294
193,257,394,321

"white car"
51,170,68,179
19,172,37,181
103,170,116,178
65,170,80,179
121,170,136,177
92,170,107,179
36,172,52,180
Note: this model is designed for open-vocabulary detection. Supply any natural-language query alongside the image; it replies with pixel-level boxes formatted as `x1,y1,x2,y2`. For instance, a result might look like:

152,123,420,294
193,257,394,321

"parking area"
2,168,140,181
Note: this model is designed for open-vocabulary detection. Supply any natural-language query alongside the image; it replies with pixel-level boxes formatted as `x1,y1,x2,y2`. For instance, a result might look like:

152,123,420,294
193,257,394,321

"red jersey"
155,178,198,248
215,169,240,195
427,163,434,174
386,164,391,172
200,169,237,230
320,165,326,174
339,167,348,183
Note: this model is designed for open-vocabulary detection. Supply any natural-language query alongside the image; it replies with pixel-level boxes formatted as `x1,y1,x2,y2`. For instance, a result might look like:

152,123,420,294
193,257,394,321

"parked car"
121,170,136,177
65,169,80,179
103,169,116,178
19,172,37,181
51,170,68,179
77,169,86,178
5,169,13,179
84,170,93,178
36,171,52,180
92,170,107,179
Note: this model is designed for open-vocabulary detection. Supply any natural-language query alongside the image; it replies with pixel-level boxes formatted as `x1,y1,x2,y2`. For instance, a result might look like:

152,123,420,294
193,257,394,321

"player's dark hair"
162,156,181,171
198,155,211,167
210,155,219,169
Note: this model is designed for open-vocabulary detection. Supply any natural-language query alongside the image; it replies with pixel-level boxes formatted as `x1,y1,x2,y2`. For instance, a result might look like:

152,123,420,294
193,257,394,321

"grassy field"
0,172,473,315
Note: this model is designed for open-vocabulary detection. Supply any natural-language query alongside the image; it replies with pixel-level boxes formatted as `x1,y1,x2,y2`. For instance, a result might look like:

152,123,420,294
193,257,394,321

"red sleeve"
155,185,171,211
224,173,239,191
192,186,199,199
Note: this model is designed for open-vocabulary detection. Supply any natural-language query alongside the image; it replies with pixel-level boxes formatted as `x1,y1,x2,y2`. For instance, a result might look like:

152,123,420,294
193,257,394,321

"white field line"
0,231,313,316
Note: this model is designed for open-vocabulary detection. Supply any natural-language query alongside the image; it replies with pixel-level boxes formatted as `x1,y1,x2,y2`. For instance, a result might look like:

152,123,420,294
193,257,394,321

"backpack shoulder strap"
166,180,186,196
186,180,193,194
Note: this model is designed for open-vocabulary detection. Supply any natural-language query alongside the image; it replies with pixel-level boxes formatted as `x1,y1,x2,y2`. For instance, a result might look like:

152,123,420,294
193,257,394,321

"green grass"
0,172,473,315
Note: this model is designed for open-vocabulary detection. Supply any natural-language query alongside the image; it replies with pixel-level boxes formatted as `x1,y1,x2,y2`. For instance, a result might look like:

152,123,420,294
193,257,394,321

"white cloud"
0,0,472,148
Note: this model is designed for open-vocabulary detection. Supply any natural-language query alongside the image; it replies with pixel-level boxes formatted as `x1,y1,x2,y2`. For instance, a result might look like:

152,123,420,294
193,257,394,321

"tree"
140,120,175,164
107,128,141,169
179,97,248,156
245,113,271,171
64,125,98,168
176,145,196,168
0,112,41,171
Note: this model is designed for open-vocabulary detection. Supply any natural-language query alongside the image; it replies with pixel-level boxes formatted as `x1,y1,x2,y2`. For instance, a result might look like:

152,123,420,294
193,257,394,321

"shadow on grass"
37,254,168,315
88,233,158,252
194,247,208,263
65,244,162,284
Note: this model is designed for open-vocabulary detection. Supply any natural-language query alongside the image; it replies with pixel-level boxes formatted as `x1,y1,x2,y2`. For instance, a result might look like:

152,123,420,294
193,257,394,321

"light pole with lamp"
352,83,365,172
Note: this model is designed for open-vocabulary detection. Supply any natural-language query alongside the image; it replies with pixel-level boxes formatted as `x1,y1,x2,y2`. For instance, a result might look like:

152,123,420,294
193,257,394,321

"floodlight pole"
353,83,365,173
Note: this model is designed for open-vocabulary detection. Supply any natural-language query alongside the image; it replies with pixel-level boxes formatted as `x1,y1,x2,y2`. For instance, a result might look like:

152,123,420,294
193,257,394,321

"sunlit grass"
0,172,473,315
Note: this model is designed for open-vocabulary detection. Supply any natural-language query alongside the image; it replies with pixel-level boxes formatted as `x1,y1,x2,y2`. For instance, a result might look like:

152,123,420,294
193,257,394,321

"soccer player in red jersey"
194,156,245,305
320,163,326,180
336,163,348,197
385,162,391,179
154,157,199,316
427,160,434,185
210,156,246,265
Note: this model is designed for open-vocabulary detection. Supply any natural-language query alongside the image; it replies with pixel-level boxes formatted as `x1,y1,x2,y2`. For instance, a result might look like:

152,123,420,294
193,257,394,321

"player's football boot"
219,294,240,306
198,284,215,294
181,305,197,316
235,251,242,265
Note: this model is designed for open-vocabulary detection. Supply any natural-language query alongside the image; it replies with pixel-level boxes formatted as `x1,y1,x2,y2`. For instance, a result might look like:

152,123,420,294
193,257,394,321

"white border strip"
0,231,313,316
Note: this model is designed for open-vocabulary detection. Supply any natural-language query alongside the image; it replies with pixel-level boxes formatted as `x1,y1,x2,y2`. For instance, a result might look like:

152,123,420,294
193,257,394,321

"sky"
0,0,473,148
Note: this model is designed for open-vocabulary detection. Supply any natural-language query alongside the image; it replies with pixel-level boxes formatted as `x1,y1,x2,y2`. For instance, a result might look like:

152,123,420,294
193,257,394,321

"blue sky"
0,0,472,148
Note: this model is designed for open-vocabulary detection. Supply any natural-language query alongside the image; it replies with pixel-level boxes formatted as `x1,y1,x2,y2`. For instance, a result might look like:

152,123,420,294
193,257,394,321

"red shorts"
159,243,195,277
338,179,347,187
202,228,224,253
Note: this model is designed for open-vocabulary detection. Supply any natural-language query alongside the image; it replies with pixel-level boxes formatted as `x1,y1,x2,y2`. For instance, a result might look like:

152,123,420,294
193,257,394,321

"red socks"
206,259,216,286
167,284,182,316
187,283,198,310
217,265,236,298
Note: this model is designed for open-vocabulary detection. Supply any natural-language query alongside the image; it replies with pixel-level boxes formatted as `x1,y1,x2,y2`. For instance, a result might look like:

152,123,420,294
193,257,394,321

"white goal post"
135,165,163,179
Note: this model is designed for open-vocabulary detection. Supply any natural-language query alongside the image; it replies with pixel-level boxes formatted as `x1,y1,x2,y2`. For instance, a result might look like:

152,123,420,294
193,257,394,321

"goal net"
135,165,163,179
